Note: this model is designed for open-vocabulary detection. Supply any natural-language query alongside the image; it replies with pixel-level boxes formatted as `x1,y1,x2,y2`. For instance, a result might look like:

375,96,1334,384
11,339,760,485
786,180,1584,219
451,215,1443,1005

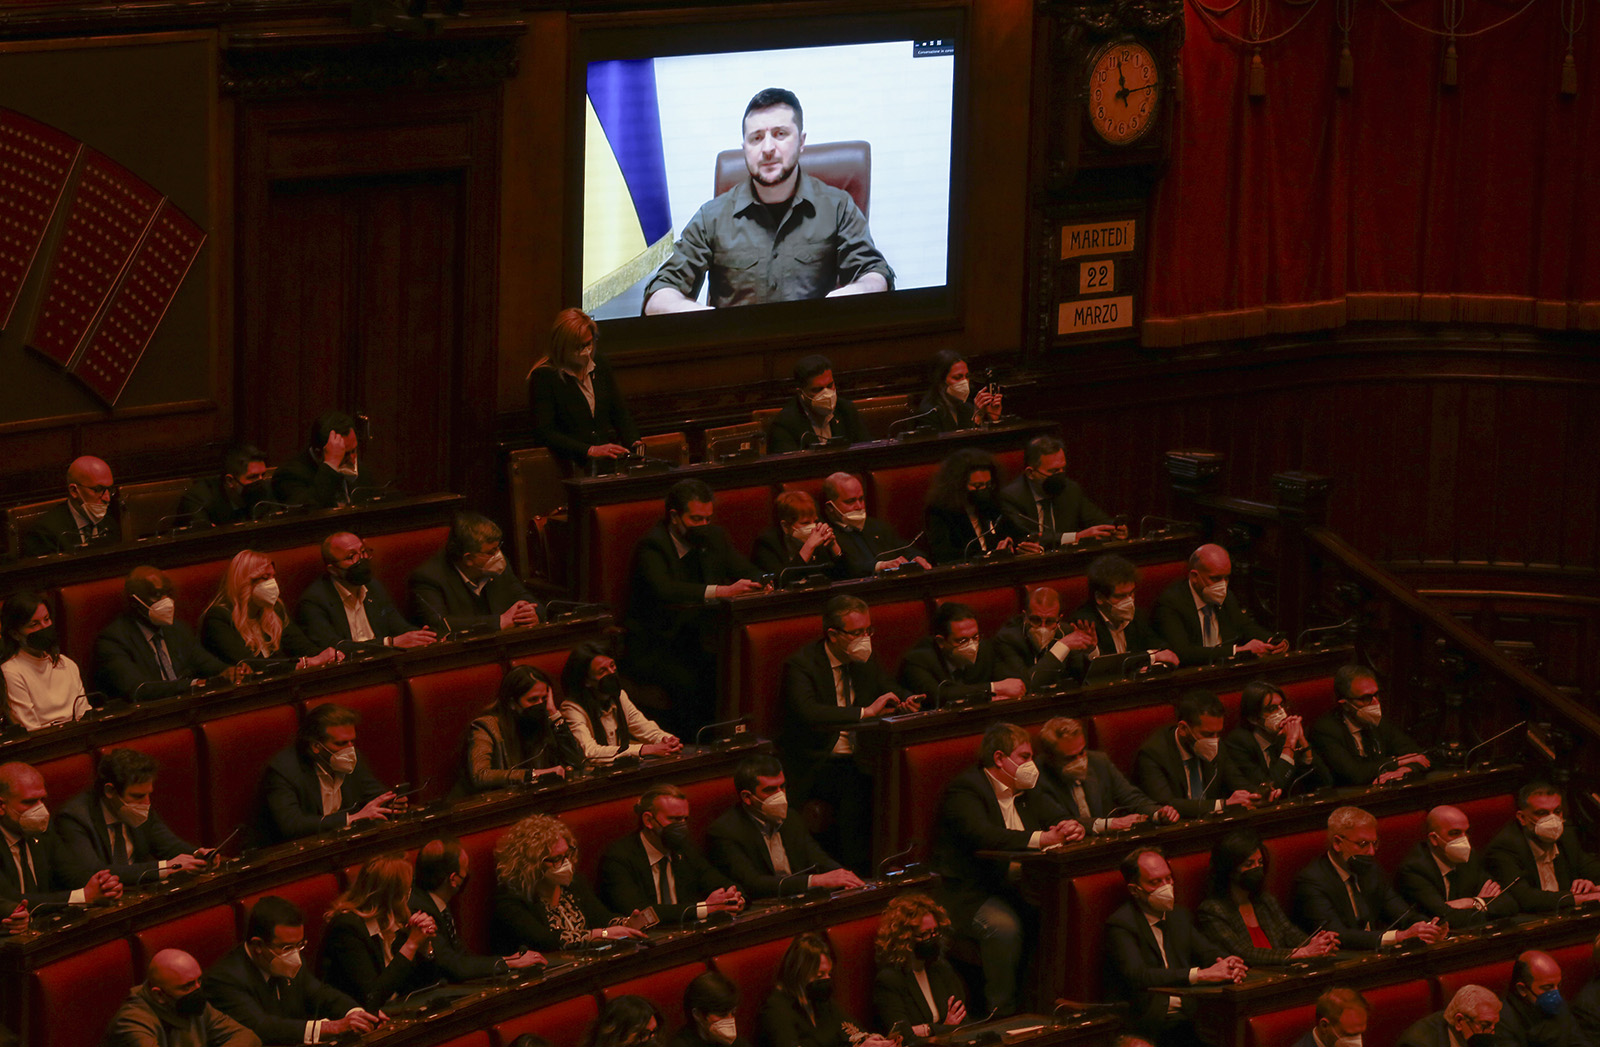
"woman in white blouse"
2,591,88,730
557,642,681,762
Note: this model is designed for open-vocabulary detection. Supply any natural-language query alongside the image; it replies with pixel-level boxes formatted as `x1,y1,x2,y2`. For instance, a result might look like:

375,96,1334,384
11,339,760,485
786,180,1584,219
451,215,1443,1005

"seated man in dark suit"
992,586,1097,690
1292,806,1447,951
256,704,398,845
1035,717,1178,836
1486,781,1600,913
778,595,914,876
1573,935,1600,1042
1134,690,1259,819
1498,950,1587,1047
623,479,765,734
998,435,1122,547
410,837,544,985
819,471,930,578
1308,664,1430,786
766,355,868,453
408,512,542,637
1394,804,1516,928
104,947,260,1047
1398,984,1501,1047
95,566,238,702
20,455,120,558
177,443,271,528
705,754,863,898
57,748,212,885
933,723,1082,1017
203,896,380,1044
899,601,1025,704
1220,680,1322,799
0,761,122,909
599,783,745,925
1074,555,1179,670
1152,544,1287,667
298,532,436,651
1105,846,1245,1046
1295,988,1370,1047
272,411,377,509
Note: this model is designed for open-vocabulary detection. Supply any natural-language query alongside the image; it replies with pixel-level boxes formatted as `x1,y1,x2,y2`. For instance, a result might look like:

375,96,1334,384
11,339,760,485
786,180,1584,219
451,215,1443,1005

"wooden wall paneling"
1558,386,1600,570
1495,381,1565,568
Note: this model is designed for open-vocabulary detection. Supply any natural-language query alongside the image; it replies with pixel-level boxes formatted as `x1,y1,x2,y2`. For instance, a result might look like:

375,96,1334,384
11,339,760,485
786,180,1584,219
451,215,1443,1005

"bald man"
0,762,122,908
95,567,236,703
21,456,120,558
1394,805,1515,928
1153,544,1287,666
104,948,260,1047
1500,950,1586,1047
295,532,435,651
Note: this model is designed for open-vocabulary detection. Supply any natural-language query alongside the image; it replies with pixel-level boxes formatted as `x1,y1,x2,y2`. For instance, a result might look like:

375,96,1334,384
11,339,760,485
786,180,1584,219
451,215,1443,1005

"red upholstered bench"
271,544,326,612
713,937,792,1036
828,915,882,1027
1245,979,1431,1047
734,615,819,739
235,872,342,965
1456,793,1516,842
1028,575,1091,617
102,726,204,845
35,752,95,813
710,484,777,562
867,463,938,554
1376,809,1427,874
1263,829,1327,901
307,682,408,789
1088,703,1175,772
603,961,712,1030
866,598,933,675
935,586,1020,637
1064,867,1125,1002
492,993,600,1047
1136,560,1188,607
199,703,298,846
586,499,663,610
558,795,639,883
679,776,739,849
366,525,448,613
1435,959,1513,1009
27,938,134,1047
458,828,506,955
132,902,237,974
509,647,573,685
434,1034,491,1047
55,574,127,679
406,663,506,803
901,735,986,859
165,559,231,630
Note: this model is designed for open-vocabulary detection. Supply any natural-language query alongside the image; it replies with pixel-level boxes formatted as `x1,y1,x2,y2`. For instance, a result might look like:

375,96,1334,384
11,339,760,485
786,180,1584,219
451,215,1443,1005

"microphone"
694,717,751,748
781,865,821,896
798,430,849,450
934,678,988,709
1380,903,1423,942
1116,651,1150,680
127,680,171,704
1295,618,1357,649
414,593,454,641
1285,761,1320,796
543,600,608,621
1290,922,1329,954
775,564,832,590
388,778,432,804
72,693,111,720
154,512,207,535
1463,721,1527,766
204,824,246,861
249,500,299,521
1138,515,1189,539
132,863,170,888
963,520,1001,559
886,407,940,440
876,843,916,879
349,482,395,504
333,639,384,660
872,531,926,562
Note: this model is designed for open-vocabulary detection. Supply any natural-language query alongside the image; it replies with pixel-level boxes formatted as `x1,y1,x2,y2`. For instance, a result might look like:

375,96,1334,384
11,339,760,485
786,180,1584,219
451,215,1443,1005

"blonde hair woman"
491,813,647,954
200,549,339,669
527,307,639,470
321,853,436,1010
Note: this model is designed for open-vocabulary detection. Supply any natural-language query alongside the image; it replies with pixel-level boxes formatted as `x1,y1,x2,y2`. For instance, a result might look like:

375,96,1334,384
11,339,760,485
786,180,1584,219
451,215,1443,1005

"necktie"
1345,877,1368,929
16,839,36,893
1201,605,1219,646
655,857,674,904
1071,783,1093,824
1185,758,1204,800
438,907,458,946
839,664,854,706
151,632,175,681
764,825,791,875
115,823,131,864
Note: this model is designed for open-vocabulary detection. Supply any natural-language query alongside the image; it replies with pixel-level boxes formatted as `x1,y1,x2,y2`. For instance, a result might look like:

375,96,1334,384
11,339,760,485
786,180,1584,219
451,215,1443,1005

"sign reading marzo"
1057,218,1136,336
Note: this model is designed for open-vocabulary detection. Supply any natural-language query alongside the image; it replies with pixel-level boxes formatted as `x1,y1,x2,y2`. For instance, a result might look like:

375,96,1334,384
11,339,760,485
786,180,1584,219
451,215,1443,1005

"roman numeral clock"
1025,0,1183,352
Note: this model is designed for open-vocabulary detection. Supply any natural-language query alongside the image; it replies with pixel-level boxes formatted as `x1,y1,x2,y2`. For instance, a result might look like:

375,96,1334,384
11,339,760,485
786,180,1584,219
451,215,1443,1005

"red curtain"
1143,0,1600,344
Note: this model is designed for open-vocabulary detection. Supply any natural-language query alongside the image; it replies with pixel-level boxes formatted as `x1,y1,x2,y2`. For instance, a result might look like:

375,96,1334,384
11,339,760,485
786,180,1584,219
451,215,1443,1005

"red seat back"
406,663,506,803
1028,576,1092,618
132,902,238,974
166,560,230,632
1263,829,1328,901
934,587,1020,638
1435,960,1512,1008
827,915,881,1026
270,545,326,614
713,937,792,1036
559,795,640,884
1246,1002,1315,1047
459,828,506,955
1247,979,1431,1047
1280,675,1338,724
1136,560,1188,607
993,449,1025,480
867,598,932,674
1088,704,1175,771
36,752,95,808
1376,809,1427,874
55,575,126,678
1064,868,1125,1002
492,993,600,1047
904,737,986,859
680,776,739,849
433,1034,491,1047
509,648,572,685
199,704,298,846
1169,851,1211,913
1457,793,1516,842
28,939,134,1047
734,616,819,739
588,499,663,609
712,484,776,561
1552,942,1595,992
603,961,712,1031
867,464,937,551
104,727,203,846
367,525,449,613
309,683,407,788
236,873,342,961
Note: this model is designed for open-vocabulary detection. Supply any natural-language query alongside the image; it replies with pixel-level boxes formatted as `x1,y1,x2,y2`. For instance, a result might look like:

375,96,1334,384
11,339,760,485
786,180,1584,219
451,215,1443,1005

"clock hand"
1115,58,1129,102
1126,84,1157,95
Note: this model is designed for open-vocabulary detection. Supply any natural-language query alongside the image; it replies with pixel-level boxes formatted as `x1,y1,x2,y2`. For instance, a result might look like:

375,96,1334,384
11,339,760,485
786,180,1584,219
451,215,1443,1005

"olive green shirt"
103,986,261,1047
644,170,893,309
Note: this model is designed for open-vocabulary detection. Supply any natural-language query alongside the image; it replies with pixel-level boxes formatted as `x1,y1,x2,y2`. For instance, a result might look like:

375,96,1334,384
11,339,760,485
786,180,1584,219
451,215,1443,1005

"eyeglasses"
541,849,576,867
337,548,371,565
263,942,304,957
950,636,981,649
73,483,116,497
831,626,874,639
1024,615,1060,628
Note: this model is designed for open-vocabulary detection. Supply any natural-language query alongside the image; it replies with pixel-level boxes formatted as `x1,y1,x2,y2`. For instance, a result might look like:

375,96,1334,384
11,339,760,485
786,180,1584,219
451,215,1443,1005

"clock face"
1087,42,1161,146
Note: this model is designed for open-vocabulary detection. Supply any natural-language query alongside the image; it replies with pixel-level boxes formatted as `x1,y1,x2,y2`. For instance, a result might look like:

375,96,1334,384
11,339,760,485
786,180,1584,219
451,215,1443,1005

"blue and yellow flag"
583,59,674,311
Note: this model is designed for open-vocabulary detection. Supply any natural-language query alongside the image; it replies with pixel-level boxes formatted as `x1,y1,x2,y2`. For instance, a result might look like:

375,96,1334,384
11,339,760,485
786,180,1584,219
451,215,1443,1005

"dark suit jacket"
272,450,375,509
256,746,387,845
991,617,1077,690
897,636,1003,703
407,551,539,636
320,912,417,1012
296,575,417,649
777,639,907,801
1397,1012,1453,1047
94,612,229,701
1104,900,1223,1032
1291,852,1413,950
56,789,193,883
705,805,842,899
202,943,358,1045
1395,841,1519,926
408,887,502,983
1572,980,1600,1046
916,391,972,435
932,764,1068,926
1494,990,1592,1047
830,516,923,579
623,522,757,647
1485,821,1600,914
1038,753,1159,833
750,526,846,580
491,875,616,954
1151,578,1273,667
766,395,867,454
597,831,734,925
759,989,855,1047
0,824,96,906
1219,725,1324,795
528,357,639,468
1308,710,1424,787
923,504,1025,565
997,474,1110,542
201,605,321,667
1073,602,1167,660
1132,726,1224,819
1194,893,1308,966
20,501,119,558
873,959,967,1039
176,476,257,528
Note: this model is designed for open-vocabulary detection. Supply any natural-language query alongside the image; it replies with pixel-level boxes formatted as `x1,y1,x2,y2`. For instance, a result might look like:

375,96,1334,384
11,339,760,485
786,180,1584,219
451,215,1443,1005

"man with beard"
643,88,894,312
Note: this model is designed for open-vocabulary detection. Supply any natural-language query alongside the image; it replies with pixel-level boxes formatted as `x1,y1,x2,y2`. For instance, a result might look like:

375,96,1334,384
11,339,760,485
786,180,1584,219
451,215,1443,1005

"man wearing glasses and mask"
21,456,119,557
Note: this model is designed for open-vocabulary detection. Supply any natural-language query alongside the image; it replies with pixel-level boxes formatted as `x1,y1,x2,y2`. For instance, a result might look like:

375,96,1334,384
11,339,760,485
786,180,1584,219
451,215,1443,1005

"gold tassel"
1249,49,1266,98
1562,49,1578,96
1443,41,1458,88
1337,40,1354,91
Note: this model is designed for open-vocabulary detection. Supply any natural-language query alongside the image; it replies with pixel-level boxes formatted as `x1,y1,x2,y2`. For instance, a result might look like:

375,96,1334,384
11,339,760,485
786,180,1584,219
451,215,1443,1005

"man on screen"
643,88,894,312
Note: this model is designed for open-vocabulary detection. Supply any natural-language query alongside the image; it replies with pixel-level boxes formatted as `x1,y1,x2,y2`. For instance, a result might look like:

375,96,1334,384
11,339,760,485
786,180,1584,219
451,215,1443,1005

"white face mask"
116,800,151,828
1063,756,1090,783
1353,702,1382,728
1104,595,1136,626
17,803,49,834
829,503,867,529
1442,836,1472,863
547,858,575,886
267,949,302,979
1144,883,1176,913
707,1017,738,1046
1262,707,1289,735
1330,1035,1363,1047
1008,757,1039,790
1028,625,1057,650
758,790,788,824
251,578,280,607
948,378,970,402
1191,735,1220,762
326,747,358,775
481,551,508,577
1534,814,1564,843
808,388,837,412
78,492,110,522
791,523,817,542
143,596,176,627
948,638,980,665
845,635,872,663
1201,578,1228,606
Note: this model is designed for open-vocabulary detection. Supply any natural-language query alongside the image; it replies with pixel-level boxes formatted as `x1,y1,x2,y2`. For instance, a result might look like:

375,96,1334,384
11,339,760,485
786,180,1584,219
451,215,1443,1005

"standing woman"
528,308,640,471
453,664,582,796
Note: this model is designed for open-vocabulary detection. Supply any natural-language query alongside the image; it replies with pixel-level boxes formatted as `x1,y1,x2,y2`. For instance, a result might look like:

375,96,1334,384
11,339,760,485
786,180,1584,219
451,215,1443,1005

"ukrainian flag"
583,59,674,312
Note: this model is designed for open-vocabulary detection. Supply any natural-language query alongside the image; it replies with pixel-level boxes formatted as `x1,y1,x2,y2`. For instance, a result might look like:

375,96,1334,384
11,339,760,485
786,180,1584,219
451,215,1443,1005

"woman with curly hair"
452,664,582,797
491,813,648,954
585,994,662,1047
321,853,437,1011
872,893,968,1040
760,931,895,1047
922,449,1033,564
201,550,340,669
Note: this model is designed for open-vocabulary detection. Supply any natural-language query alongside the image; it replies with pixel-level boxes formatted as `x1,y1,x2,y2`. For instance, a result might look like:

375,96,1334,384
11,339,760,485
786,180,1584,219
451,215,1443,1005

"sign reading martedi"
1060,219,1135,259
